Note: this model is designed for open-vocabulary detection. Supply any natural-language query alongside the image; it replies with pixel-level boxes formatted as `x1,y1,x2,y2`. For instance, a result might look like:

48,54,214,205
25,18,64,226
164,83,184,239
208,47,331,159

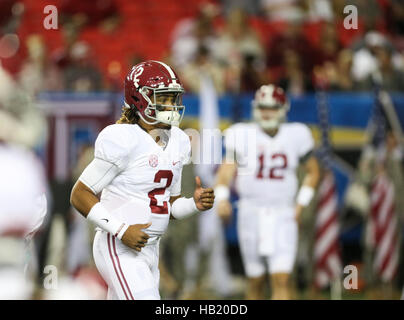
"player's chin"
157,122,171,130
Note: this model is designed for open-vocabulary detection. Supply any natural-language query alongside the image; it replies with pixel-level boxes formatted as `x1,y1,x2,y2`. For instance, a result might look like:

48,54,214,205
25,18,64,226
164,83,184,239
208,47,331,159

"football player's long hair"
116,106,139,124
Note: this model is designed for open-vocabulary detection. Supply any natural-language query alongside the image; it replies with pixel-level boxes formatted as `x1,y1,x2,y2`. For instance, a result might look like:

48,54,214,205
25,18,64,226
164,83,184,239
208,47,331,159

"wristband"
87,202,128,239
296,186,315,207
171,197,199,219
214,185,230,202
116,223,129,240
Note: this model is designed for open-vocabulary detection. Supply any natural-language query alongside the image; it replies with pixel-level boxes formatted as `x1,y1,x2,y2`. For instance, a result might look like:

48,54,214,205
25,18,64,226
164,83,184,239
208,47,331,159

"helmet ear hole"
131,95,139,102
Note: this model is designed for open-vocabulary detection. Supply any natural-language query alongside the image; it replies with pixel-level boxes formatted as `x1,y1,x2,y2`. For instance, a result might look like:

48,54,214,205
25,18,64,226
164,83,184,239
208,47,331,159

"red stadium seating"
8,0,393,79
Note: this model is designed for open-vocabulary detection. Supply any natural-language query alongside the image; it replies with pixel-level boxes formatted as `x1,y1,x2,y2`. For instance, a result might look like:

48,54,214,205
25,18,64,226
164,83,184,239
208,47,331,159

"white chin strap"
125,101,182,126
136,108,182,127
156,110,181,127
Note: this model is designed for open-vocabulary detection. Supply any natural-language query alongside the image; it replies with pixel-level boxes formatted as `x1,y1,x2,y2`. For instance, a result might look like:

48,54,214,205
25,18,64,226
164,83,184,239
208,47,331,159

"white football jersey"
0,144,47,236
224,122,314,206
95,124,191,237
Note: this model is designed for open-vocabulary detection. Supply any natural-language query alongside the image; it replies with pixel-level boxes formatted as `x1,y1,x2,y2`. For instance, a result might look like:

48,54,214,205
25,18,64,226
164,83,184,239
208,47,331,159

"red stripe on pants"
112,235,135,300
107,233,129,300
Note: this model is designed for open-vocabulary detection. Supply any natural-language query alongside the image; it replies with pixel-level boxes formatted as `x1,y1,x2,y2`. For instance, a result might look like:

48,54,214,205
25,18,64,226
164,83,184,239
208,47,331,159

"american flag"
369,172,399,283
313,87,342,289
366,82,399,283
314,171,342,288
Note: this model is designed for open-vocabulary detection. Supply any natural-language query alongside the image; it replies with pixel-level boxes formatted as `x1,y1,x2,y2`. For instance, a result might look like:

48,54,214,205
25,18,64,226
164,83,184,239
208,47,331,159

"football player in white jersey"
215,85,320,300
0,143,47,299
70,60,215,300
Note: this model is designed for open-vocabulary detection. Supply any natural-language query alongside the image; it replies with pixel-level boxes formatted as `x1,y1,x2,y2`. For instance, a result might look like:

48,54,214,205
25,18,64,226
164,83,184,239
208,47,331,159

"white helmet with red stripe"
252,84,290,130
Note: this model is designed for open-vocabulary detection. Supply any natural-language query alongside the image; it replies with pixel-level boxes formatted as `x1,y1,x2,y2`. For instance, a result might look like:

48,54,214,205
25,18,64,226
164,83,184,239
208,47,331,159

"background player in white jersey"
0,143,47,299
0,67,48,299
215,85,320,300
70,60,214,300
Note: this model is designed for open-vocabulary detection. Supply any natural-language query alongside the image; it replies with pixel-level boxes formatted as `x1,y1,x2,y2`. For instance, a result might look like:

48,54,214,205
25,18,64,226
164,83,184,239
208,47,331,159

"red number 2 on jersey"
257,153,288,180
148,170,173,214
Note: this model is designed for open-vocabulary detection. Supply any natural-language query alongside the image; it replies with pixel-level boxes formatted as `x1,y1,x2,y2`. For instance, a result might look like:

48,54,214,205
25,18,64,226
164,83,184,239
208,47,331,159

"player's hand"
121,222,151,252
193,176,215,211
217,199,232,223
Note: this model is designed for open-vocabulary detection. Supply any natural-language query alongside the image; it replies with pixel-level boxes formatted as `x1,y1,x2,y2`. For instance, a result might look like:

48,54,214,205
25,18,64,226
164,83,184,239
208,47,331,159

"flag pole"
330,277,342,300
378,89,404,146
313,76,343,299
359,72,387,294
376,80,403,300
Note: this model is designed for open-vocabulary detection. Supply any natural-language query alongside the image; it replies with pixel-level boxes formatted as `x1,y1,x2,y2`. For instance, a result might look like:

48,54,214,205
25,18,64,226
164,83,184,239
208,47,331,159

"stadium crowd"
1,0,404,96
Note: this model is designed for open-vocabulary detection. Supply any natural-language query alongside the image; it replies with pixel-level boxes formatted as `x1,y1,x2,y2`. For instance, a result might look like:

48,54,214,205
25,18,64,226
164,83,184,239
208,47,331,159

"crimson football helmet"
124,60,185,126
252,85,290,130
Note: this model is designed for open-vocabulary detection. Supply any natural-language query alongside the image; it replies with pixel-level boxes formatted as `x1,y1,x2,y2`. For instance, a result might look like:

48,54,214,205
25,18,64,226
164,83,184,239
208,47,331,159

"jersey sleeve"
295,124,315,159
94,125,137,171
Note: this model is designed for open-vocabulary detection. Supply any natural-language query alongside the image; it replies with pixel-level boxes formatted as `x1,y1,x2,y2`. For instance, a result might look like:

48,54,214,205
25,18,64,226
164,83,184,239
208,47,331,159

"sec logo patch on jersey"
149,154,159,168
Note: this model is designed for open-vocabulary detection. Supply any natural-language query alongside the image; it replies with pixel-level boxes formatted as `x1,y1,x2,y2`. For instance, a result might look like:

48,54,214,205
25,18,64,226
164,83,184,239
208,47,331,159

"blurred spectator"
46,23,82,87
170,3,219,68
0,1,24,75
351,31,404,82
0,0,16,30
180,46,226,95
214,7,264,65
312,49,358,92
373,46,404,91
64,41,103,92
260,0,303,22
60,0,120,31
239,53,268,92
301,0,334,22
17,35,64,95
278,49,313,96
0,65,47,148
329,49,357,91
221,0,261,16
330,0,347,21
349,0,382,31
316,22,342,65
358,46,404,92
267,19,318,81
0,0,23,33
385,0,404,36
213,8,265,92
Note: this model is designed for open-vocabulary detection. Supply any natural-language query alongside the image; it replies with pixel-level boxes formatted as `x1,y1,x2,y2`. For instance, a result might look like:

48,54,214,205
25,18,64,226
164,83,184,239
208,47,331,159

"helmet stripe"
152,60,177,82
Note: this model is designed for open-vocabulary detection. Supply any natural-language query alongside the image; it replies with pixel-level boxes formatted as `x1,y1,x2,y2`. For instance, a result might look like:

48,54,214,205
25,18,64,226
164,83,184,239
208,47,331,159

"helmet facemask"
137,86,185,127
252,103,288,130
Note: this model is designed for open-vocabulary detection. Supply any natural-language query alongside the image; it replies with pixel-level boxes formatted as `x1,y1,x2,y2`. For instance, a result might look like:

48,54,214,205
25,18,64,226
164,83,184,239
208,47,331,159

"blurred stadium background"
1,0,404,299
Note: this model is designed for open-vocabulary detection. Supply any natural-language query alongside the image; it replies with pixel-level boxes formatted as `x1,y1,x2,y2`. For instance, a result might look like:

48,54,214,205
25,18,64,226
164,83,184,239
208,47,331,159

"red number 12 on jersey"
257,153,288,180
